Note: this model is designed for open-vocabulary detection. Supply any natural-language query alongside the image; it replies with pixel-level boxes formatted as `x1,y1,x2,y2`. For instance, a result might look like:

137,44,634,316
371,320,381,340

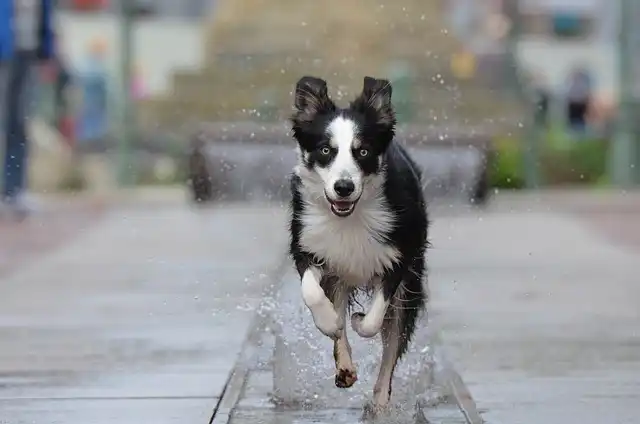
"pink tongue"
333,201,351,209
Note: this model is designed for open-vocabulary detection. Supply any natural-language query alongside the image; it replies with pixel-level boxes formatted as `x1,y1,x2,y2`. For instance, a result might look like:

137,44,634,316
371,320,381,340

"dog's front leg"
301,267,342,339
331,286,357,388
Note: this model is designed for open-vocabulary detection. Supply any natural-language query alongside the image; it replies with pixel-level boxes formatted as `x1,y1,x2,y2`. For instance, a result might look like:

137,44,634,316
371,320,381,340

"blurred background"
10,0,640,199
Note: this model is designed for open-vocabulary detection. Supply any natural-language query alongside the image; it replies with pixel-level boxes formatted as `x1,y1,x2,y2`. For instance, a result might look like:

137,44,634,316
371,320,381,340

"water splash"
267,273,446,412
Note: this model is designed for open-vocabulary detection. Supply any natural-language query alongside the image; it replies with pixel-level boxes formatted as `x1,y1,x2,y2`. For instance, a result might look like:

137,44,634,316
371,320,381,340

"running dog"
288,76,429,414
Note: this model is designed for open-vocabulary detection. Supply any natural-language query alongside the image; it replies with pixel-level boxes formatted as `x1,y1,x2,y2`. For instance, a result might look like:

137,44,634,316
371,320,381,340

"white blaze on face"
319,116,363,200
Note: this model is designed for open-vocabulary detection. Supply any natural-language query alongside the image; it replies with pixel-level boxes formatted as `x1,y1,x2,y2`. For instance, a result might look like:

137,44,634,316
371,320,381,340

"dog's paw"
335,367,358,388
310,300,342,339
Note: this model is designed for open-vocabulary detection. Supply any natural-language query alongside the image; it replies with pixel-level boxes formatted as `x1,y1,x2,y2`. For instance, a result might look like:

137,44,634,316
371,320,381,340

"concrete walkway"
0,202,288,423
0,196,107,277
2,191,639,423
430,202,640,424
217,194,640,424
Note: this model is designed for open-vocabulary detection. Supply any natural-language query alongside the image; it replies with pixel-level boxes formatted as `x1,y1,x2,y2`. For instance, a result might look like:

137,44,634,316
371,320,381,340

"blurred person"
0,0,56,218
187,132,213,204
76,36,109,143
565,66,593,135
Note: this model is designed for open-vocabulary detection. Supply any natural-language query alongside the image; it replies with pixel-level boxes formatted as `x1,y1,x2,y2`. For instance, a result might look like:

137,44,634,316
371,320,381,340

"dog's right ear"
293,76,335,117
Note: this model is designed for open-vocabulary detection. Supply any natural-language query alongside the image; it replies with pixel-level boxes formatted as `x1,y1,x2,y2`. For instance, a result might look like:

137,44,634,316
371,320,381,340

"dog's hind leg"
328,284,357,388
370,278,425,414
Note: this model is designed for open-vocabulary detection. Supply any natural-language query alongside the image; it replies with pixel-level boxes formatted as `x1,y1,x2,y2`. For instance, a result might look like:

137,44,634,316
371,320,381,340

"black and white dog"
288,76,429,413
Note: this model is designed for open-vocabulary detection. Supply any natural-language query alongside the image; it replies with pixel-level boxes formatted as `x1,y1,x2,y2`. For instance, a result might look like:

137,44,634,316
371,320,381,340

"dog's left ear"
361,76,392,111
353,76,395,127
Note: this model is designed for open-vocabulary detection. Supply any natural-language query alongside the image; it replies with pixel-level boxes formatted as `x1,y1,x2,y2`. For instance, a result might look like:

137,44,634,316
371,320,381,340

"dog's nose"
333,179,355,197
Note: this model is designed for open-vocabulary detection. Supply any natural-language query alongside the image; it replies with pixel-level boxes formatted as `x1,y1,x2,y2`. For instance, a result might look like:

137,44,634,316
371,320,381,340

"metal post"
524,106,541,188
503,0,521,96
117,1,135,186
505,0,539,188
609,0,636,187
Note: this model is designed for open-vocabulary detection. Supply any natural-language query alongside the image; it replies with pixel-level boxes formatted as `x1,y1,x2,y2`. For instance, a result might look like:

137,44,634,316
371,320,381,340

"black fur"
377,140,429,358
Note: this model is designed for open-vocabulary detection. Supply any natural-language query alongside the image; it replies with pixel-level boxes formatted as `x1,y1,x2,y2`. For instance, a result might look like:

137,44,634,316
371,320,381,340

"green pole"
506,0,539,188
505,1,521,97
609,0,636,187
117,1,135,186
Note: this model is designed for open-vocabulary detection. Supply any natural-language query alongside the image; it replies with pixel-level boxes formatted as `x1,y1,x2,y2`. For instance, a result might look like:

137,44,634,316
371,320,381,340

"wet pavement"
0,201,288,423
214,192,640,424
2,190,640,424
430,195,640,424
221,267,478,424
0,196,107,277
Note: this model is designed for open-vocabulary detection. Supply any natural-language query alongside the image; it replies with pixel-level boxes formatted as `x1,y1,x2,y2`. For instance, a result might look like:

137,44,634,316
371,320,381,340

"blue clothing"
1,0,55,201
0,0,54,61
76,56,109,142
2,51,35,199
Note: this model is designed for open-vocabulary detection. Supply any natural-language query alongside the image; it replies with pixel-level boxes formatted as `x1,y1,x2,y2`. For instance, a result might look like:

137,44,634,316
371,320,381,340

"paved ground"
431,192,640,424
213,190,640,424
0,200,288,423
0,196,107,278
2,189,640,424
222,267,474,424
481,189,640,249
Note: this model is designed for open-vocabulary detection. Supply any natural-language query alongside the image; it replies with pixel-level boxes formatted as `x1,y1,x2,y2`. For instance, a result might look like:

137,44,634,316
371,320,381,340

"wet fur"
287,76,429,413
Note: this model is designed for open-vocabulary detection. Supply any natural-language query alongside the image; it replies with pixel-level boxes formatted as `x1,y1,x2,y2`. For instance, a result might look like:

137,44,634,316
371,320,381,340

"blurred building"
54,0,526,132
445,0,513,91
54,1,207,97
506,0,619,99
57,0,213,19
138,0,525,131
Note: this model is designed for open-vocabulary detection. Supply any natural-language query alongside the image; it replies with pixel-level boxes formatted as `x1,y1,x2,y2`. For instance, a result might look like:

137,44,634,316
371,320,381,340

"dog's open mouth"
326,196,358,217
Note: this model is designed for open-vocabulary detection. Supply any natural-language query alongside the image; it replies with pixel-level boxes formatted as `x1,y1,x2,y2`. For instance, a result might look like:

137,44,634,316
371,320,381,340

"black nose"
333,179,355,197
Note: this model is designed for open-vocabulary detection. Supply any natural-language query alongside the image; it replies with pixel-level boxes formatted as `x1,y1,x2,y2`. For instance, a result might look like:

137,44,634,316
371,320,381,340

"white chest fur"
299,197,400,285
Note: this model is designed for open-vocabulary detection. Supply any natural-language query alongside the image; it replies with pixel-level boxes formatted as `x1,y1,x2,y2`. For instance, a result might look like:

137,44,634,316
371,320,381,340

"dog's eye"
358,149,369,157
320,147,331,155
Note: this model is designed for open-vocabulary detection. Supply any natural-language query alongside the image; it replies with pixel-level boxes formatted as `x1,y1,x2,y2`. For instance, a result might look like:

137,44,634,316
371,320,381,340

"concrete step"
203,0,448,57
140,0,524,130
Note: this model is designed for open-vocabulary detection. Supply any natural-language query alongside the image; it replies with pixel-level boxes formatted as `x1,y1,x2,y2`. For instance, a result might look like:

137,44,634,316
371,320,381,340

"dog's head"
291,76,396,217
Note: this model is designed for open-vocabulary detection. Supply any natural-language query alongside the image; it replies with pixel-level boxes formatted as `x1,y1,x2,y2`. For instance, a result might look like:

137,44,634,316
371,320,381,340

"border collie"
288,76,429,414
